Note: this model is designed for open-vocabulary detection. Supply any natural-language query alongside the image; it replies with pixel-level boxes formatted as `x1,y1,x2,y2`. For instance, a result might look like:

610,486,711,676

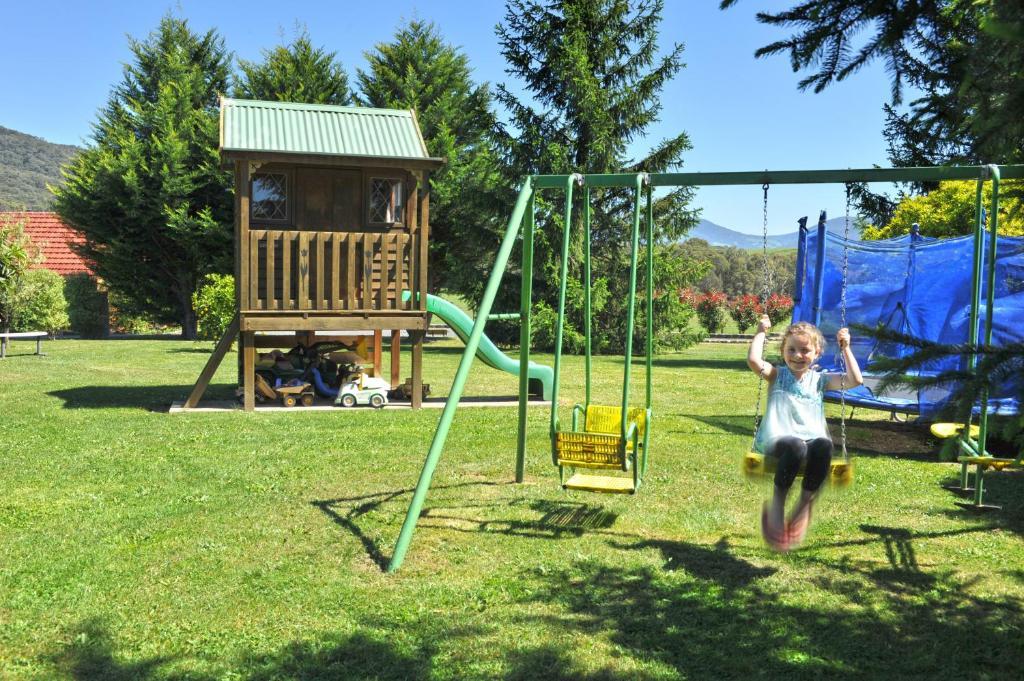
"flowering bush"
694,290,729,333
729,294,763,332
764,293,793,325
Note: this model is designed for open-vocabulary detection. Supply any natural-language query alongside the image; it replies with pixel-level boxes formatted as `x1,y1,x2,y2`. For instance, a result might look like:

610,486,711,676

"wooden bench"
0,331,47,359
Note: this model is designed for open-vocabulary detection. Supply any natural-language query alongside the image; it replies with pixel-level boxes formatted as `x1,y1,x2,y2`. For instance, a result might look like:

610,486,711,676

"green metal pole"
645,184,653,411
584,187,592,409
620,175,645,440
974,166,1000,506
388,179,534,573
550,175,578,450
643,184,654,476
527,165,1024,191
961,176,986,491
515,192,536,483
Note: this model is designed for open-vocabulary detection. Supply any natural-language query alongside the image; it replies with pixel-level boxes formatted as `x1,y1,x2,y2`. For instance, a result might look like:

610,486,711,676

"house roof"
1,211,93,276
219,97,443,166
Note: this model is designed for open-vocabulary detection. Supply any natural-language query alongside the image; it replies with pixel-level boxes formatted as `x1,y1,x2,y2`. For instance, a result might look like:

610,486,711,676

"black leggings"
769,436,833,492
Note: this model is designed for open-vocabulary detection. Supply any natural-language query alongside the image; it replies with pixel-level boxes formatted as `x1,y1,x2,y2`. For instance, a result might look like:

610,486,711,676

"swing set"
385,164,1024,573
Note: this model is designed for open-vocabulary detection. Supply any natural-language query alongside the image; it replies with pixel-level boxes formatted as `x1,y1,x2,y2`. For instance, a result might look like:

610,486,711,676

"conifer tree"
722,1,1024,221
357,20,497,294
54,16,232,338
235,30,351,104
492,0,701,351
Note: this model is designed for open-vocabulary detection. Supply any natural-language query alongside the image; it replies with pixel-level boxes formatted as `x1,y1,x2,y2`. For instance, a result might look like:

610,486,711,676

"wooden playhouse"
185,98,444,410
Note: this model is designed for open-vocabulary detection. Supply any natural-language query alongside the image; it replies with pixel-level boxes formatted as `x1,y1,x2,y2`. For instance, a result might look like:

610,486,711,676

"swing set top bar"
530,165,1024,189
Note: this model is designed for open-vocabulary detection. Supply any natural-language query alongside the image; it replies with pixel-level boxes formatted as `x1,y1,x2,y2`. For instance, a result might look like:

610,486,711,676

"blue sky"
2,1,900,235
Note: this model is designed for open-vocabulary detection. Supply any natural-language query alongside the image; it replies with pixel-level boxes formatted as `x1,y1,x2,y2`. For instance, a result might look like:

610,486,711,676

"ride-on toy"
335,373,390,408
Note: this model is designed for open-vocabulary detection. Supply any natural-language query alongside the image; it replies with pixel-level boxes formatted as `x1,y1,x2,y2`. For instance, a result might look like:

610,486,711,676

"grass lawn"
1,337,1023,679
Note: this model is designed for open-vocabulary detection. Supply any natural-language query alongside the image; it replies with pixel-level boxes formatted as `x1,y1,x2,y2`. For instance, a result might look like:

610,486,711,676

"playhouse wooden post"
390,330,401,387
242,331,255,411
411,330,423,409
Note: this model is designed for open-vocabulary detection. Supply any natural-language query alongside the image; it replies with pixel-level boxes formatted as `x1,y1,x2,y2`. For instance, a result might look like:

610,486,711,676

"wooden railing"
245,230,420,312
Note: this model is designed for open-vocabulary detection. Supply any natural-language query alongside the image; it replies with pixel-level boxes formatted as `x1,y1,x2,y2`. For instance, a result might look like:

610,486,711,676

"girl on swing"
747,315,863,551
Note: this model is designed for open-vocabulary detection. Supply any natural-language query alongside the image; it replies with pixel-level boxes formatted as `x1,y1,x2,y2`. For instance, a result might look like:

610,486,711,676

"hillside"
0,126,80,210
686,216,861,249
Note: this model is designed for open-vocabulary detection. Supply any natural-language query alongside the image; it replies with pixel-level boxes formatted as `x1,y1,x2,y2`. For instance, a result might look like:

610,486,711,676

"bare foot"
762,503,790,552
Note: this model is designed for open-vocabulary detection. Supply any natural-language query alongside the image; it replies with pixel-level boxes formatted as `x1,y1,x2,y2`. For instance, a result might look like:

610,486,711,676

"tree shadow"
47,617,445,680
513,532,1024,679
47,385,238,412
611,536,776,590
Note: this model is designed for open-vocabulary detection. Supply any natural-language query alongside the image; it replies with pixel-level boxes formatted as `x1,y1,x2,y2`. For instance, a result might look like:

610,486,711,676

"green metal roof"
220,97,438,161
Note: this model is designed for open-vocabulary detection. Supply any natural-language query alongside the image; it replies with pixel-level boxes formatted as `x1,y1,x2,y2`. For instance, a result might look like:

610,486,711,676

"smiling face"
782,332,821,377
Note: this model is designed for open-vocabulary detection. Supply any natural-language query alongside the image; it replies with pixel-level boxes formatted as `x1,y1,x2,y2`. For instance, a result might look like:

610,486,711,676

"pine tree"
356,20,497,294
722,1,1024,221
53,15,232,338
492,0,701,351
235,30,351,104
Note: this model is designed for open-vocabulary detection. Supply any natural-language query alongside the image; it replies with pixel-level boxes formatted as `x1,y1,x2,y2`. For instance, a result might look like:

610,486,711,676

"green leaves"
235,30,351,104
52,15,233,338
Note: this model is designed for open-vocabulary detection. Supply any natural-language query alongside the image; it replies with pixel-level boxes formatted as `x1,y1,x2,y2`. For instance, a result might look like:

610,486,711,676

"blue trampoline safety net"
791,229,1024,419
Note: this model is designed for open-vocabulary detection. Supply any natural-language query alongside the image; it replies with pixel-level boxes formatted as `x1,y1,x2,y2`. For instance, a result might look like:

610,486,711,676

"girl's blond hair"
781,321,825,353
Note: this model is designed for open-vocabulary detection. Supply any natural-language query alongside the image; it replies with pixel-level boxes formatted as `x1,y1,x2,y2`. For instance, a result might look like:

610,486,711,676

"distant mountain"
0,126,80,210
685,216,861,249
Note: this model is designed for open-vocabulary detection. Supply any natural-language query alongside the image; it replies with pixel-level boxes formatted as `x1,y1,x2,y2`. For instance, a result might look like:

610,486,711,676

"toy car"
335,373,390,408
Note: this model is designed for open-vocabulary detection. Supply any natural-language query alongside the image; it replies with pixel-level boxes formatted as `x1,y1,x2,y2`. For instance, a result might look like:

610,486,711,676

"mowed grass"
1,337,1023,680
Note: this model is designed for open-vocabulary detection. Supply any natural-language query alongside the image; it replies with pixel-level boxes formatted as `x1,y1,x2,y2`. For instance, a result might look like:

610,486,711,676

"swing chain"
761,183,772,302
752,183,770,448
839,183,852,459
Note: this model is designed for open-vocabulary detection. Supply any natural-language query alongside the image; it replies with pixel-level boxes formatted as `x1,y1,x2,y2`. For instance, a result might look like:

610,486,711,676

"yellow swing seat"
743,451,854,487
930,422,981,440
555,405,647,493
957,455,1020,472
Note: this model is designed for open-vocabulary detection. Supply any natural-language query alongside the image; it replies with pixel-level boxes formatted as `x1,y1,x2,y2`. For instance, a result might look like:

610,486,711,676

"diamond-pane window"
369,178,404,224
252,173,288,221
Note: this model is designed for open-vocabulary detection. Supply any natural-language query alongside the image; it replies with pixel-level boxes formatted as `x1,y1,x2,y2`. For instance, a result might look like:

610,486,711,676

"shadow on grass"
510,535,1024,679
48,385,236,411
936,469,1024,536
611,536,777,589
418,498,625,541
49,618,439,681
313,481,521,571
43,522,1024,680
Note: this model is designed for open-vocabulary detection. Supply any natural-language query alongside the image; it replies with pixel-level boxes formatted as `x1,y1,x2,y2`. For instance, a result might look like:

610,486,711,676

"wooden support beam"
184,313,239,408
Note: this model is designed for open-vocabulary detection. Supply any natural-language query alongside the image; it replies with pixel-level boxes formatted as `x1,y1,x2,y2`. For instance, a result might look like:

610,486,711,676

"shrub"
10,269,69,333
64,274,108,337
109,291,155,335
694,291,729,334
729,294,763,332
192,273,236,341
765,293,794,326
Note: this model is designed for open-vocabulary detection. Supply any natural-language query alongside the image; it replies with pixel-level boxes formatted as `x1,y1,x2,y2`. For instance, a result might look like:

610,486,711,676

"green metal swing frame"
385,164,1024,573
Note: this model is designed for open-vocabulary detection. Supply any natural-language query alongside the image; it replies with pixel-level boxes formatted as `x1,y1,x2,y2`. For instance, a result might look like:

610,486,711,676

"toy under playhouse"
184,98,444,411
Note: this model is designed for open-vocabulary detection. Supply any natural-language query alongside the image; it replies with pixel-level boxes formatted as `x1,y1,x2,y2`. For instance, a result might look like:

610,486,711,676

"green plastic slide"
403,292,552,400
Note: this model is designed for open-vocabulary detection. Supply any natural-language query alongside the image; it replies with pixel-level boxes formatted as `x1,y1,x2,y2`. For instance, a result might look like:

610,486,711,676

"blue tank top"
754,366,830,454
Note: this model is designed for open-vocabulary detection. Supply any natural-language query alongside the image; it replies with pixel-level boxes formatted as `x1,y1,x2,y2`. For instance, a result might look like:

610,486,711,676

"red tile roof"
1,211,94,276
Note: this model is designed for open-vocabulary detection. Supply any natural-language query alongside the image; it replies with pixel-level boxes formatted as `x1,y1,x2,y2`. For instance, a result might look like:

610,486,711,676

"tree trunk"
176,282,197,339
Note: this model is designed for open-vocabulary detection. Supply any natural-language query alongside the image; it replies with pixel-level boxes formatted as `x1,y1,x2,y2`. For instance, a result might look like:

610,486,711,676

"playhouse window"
252,173,288,222
369,178,404,225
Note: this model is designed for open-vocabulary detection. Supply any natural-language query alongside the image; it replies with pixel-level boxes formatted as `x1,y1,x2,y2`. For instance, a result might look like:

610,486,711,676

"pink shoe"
762,503,790,552
786,502,814,547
